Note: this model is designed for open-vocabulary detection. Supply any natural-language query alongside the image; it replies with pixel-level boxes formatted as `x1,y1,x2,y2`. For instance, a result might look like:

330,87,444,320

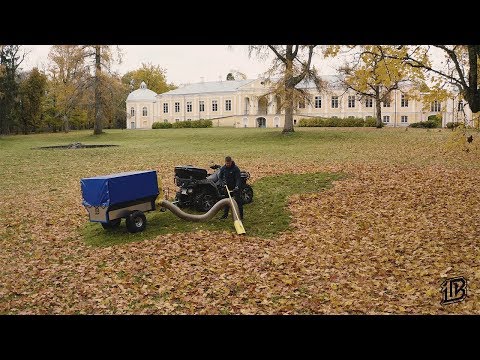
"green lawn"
0,126,469,248
83,172,344,247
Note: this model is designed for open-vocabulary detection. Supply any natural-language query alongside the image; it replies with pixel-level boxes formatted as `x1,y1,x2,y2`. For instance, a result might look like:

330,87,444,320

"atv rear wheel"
241,185,254,204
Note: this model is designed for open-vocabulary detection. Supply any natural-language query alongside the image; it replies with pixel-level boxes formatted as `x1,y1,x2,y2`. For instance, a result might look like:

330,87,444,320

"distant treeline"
0,45,176,135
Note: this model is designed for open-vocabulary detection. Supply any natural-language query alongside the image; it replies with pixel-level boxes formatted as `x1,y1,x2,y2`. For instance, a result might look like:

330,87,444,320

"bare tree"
248,45,324,133
393,45,480,127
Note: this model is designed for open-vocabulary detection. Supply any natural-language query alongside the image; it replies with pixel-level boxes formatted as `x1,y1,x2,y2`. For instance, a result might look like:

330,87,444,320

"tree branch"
268,45,286,64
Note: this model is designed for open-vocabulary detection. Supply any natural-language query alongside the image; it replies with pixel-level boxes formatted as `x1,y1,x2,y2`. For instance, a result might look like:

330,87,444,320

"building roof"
126,81,157,102
296,75,343,89
160,79,256,96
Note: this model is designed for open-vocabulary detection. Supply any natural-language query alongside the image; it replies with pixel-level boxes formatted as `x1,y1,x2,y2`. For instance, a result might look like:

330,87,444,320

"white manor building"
126,78,473,129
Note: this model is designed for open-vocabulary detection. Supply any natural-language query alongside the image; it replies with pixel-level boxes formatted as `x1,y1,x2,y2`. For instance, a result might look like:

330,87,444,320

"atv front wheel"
195,191,217,212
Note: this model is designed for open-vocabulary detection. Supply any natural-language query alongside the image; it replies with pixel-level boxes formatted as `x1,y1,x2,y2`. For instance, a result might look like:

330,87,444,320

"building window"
130,107,135,116
225,99,232,111
331,96,339,108
293,119,297,125
332,116,338,119
348,116,354,119
314,96,321,108
383,98,391,107
163,103,168,113
431,100,441,112
199,101,205,112
348,95,355,108
175,119,179,122
175,102,180,113
186,101,192,112
366,115,373,120
243,117,248,128
163,119,168,123
298,100,305,109
142,107,147,116
458,100,464,111
401,94,408,107
365,98,373,107
401,115,408,123
187,119,191,121
212,100,218,112
383,115,390,123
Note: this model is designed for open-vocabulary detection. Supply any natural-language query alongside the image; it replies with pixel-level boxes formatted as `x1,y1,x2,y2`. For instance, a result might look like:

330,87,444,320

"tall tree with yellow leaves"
122,63,176,94
335,45,424,128
398,45,480,128
46,45,87,132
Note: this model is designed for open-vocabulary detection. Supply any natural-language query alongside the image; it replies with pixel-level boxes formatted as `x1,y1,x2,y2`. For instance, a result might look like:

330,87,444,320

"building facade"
126,78,473,129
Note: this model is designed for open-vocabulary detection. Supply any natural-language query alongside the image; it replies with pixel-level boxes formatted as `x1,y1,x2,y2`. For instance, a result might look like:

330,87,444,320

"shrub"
428,114,442,128
191,119,213,128
446,122,460,130
409,120,438,128
152,122,172,129
298,116,374,127
364,117,378,127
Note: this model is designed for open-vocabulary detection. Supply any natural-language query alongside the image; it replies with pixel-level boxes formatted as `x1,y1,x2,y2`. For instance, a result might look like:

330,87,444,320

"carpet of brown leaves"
1,129,479,314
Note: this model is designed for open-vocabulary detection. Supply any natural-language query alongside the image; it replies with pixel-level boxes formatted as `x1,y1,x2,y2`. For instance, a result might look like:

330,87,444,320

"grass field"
1,127,480,314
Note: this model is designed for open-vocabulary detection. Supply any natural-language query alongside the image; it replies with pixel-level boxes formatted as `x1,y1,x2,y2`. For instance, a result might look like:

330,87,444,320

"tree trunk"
93,45,103,135
283,47,295,133
375,87,382,128
472,111,480,129
284,86,294,132
63,114,69,133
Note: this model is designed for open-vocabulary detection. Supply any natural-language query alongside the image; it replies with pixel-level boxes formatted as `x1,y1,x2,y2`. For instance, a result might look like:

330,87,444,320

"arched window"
143,107,148,116
130,107,135,116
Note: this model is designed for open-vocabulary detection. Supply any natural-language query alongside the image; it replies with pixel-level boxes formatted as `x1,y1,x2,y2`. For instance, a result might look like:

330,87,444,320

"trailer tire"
126,210,147,233
101,218,121,229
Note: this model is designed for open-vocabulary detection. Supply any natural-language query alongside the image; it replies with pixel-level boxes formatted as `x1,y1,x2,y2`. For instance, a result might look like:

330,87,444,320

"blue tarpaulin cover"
81,170,159,208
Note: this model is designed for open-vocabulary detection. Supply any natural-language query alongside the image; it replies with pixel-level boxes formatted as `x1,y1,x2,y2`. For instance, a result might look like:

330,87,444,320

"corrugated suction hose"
159,198,241,222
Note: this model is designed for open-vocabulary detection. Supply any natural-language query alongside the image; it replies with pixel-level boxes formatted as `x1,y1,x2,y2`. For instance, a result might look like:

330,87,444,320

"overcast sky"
21,45,344,86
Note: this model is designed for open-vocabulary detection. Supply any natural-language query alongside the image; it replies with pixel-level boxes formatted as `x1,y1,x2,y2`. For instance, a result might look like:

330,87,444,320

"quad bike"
173,163,253,212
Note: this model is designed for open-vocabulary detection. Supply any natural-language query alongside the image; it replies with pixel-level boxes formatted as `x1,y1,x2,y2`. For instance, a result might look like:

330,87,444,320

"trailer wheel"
126,210,147,233
101,218,121,229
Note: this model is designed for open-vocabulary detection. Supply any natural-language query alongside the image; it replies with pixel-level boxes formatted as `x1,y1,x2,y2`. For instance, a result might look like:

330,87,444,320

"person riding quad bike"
173,160,253,212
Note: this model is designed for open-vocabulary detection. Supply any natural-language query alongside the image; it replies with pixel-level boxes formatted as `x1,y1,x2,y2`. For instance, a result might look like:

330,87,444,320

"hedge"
152,119,212,129
446,122,461,130
298,117,377,127
152,122,172,129
408,120,439,128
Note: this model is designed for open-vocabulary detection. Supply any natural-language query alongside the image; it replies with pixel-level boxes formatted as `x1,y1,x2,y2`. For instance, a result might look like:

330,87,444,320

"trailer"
80,170,159,233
